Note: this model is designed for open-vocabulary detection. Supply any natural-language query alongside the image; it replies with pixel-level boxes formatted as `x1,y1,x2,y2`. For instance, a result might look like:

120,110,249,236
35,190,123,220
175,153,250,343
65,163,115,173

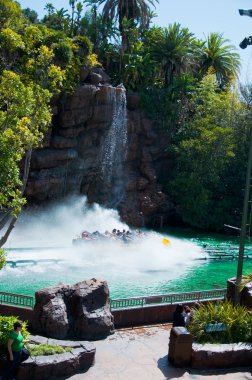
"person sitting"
172,304,186,327
184,306,191,327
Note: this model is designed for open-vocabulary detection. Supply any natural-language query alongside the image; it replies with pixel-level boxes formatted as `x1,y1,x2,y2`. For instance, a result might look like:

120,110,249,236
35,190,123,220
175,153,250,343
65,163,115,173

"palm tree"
75,2,84,34
44,3,55,16
200,33,240,87
150,23,198,87
99,0,158,51
69,0,77,36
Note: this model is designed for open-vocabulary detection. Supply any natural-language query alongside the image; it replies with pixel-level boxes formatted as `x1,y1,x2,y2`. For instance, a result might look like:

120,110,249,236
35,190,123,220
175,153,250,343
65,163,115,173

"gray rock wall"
26,74,174,227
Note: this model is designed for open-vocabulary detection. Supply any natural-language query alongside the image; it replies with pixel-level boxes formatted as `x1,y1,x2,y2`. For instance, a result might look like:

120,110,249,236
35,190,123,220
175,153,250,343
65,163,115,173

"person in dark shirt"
172,304,186,327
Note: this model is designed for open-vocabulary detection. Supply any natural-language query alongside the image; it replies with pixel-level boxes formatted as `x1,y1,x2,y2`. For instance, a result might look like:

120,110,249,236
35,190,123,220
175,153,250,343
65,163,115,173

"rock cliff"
26,71,174,227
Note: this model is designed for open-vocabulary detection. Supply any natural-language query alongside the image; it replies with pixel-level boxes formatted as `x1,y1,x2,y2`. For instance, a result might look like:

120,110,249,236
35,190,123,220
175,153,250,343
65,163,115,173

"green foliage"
0,249,6,269
188,301,252,344
22,8,39,24
53,40,74,66
0,316,29,352
0,0,24,30
199,33,240,88
27,343,72,356
72,35,93,57
169,74,247,230
148,24,198,87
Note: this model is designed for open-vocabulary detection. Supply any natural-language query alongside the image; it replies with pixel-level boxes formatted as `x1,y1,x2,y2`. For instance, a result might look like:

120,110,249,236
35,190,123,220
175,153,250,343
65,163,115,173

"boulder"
32,279,114,340
80,66,90,82
91,68,111,84
87,72,103,85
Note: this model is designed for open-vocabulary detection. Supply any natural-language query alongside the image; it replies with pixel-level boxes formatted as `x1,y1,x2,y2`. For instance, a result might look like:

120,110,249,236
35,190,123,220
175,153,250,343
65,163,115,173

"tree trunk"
0,147,32,248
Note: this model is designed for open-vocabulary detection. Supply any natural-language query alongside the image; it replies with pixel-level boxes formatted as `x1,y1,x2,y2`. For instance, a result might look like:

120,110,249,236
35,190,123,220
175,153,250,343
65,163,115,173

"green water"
1,229,252,299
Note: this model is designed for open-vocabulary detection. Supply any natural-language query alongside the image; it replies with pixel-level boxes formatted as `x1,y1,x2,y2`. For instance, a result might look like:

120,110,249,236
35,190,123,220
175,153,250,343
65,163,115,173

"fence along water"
0,289,226,311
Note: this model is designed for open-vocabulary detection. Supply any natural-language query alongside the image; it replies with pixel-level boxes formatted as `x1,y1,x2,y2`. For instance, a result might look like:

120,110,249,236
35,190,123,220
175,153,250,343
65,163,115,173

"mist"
1,196,204,298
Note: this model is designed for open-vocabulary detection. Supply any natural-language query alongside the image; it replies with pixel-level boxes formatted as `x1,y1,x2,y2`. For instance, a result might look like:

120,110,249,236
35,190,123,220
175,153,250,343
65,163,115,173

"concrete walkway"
65,324,252,380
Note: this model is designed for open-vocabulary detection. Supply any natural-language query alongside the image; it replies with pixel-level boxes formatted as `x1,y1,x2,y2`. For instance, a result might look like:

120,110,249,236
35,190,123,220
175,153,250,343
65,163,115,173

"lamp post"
234,6,252,304
234,125,252,304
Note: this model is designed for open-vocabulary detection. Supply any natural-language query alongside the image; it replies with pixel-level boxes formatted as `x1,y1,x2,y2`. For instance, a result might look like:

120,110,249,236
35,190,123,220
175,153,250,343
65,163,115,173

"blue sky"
18,0,252,83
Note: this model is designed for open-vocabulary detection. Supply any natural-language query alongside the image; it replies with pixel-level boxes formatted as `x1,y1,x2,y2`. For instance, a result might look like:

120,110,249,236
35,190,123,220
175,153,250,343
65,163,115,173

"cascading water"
100,85,127,207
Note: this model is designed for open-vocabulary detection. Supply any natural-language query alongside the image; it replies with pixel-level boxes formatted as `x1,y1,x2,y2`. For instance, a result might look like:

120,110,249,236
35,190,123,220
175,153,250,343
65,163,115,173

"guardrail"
110,288,227,310
0,291,34,309
0,288,227,311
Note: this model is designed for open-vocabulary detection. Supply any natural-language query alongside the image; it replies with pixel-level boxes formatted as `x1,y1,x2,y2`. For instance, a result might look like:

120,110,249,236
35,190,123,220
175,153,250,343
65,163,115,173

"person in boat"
81,231,91,240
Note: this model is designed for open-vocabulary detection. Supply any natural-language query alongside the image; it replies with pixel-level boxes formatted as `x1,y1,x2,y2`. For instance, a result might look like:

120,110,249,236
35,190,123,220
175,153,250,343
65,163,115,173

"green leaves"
189,301,252,344
0,316,29,351
169,74,247,229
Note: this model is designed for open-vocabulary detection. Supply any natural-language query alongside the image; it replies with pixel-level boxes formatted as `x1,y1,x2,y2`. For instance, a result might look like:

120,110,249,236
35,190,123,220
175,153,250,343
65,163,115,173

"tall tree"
100,0,158,51
149,23,198,87
199,32,240,87
69,0,77,36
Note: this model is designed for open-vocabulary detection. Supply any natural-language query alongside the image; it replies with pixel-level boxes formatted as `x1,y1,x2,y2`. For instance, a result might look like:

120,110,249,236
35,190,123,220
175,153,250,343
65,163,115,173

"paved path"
65,324,252,380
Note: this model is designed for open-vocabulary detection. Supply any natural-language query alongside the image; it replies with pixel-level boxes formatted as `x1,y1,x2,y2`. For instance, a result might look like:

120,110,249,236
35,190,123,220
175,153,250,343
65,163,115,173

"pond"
1,197,251,299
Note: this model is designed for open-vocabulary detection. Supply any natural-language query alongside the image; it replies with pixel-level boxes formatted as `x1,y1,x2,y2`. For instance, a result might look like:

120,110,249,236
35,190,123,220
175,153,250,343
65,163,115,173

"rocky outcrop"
26,69,174,227
32,279,114,340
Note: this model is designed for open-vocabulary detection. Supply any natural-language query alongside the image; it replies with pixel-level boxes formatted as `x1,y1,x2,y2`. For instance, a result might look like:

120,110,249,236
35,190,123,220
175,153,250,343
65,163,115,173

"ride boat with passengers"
72,229,145,245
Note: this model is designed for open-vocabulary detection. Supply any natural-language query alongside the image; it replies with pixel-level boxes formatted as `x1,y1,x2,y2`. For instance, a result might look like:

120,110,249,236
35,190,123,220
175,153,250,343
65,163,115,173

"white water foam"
1,196,205,296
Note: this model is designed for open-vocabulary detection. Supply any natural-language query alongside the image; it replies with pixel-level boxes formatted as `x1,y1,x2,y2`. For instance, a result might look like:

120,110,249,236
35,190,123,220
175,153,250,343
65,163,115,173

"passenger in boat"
81,231,90,240
172,304,186,327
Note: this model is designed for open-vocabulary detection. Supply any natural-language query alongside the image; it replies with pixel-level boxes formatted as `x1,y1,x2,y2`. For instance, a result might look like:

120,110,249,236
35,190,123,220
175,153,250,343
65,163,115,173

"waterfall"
100,85,127,206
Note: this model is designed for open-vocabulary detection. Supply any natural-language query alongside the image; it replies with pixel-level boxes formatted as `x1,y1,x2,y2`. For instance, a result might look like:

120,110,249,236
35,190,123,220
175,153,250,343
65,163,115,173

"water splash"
1,196,204,297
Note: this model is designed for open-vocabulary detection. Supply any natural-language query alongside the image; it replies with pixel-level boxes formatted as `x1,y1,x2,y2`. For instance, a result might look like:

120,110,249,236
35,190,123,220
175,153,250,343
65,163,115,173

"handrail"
0,291,34,309
110,288,227,310
0,288,227,311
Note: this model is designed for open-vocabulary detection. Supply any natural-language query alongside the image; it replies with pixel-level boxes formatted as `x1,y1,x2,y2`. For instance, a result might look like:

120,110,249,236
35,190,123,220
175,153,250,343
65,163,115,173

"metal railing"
110,288,227,310
0,288,227,311
0,291,34,309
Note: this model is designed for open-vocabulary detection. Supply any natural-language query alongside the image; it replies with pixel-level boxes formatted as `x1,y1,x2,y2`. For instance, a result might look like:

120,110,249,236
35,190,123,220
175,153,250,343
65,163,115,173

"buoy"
162,238,171,245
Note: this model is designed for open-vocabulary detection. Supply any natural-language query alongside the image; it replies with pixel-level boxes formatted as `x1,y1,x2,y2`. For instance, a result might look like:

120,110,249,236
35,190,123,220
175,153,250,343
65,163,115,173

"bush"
188,301,252,344
53,41,73,66
0,316,29,352
72,35,92,58
27,343,72,356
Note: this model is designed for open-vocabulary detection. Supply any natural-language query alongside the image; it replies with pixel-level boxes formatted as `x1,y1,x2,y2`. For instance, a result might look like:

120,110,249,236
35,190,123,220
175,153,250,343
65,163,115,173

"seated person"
172,304,186,327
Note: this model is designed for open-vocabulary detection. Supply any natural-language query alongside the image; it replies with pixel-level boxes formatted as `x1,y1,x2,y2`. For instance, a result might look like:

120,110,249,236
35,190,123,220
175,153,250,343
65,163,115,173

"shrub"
53,41,73,66
72,35,92,58
188,301,252,344
27,343,72,356
0,316,29,352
